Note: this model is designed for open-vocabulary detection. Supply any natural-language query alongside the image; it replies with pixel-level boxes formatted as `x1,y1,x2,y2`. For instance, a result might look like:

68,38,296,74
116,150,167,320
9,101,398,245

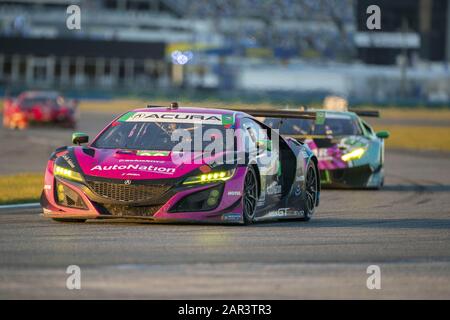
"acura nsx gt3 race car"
263,108,389,189
41,103,320,224
3,91,78,129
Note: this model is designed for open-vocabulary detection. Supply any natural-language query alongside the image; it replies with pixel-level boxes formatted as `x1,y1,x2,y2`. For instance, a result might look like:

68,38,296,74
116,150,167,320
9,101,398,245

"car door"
241,118,281,211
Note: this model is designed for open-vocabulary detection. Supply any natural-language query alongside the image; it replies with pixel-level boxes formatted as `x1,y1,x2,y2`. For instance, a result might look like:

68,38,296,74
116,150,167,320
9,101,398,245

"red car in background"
3,91,78,129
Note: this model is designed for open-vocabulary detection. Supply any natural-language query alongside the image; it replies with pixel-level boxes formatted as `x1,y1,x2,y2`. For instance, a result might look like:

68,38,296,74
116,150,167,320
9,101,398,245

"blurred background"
0,0,449,106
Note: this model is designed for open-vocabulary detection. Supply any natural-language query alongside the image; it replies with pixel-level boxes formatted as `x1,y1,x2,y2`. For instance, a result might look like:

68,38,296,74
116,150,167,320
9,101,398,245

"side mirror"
72,132,89,145
376,131,390,139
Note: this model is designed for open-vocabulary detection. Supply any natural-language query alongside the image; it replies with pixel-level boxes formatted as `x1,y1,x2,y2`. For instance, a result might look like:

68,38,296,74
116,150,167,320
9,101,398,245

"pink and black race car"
40,104,320,224
3,91,78,129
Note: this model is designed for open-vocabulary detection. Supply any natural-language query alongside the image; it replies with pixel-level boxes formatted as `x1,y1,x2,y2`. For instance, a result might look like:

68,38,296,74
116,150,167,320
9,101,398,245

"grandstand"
0,0,449,105
0,0,355,91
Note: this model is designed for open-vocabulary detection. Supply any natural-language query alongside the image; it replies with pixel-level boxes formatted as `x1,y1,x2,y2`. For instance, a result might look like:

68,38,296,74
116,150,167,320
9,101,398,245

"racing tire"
243,166,258,225
52,218,87,223
377,166,385,190
300,161,318,221
372,174,384,190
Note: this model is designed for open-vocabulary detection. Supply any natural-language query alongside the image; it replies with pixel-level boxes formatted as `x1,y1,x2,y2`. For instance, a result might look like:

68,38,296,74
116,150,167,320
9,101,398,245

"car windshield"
21,97,60,109
264,115,362,136
93,120,231,152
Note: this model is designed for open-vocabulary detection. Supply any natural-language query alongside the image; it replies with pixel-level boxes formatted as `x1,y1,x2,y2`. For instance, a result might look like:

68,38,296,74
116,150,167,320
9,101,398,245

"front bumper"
41,167,246,224
320,164,382,189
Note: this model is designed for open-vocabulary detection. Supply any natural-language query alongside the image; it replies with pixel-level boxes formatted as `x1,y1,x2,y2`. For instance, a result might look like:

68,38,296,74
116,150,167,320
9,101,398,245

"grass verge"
374,125,450,152
0,173,43,205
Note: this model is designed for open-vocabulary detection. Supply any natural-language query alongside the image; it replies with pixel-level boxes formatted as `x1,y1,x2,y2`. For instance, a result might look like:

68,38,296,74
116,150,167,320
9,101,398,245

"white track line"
0,203,41,211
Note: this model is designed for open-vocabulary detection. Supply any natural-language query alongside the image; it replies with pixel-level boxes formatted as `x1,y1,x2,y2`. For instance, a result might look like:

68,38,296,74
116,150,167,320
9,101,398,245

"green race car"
264,108,390,189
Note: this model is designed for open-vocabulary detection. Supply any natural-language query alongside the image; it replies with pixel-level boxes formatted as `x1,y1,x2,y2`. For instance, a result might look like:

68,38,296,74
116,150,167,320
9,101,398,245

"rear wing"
348,109,380,117
235,108,379,121
234,109,316,120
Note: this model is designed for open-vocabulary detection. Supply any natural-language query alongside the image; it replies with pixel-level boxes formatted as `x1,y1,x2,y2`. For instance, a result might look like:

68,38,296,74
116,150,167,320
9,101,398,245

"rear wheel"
52,218,87,223
373,172,385,190
301,162,318,221
243,166,258,225
378,165,385,189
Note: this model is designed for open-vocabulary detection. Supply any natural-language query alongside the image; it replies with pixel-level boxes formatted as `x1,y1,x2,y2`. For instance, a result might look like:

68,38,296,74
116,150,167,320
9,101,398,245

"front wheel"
300,162,318,221
243,166,258,225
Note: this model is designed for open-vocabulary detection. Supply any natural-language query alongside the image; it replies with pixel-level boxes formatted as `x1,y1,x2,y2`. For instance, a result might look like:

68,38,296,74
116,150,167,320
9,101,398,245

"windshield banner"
119,112,225,125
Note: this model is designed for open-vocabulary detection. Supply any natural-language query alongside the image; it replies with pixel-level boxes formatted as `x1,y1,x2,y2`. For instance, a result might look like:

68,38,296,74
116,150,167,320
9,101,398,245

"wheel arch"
309,155,321,206
249,163,261,198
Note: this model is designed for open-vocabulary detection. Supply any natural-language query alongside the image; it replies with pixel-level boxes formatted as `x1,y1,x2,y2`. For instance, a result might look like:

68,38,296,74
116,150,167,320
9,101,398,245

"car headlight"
183,169,236,185
54,164,84,182
341,148,366,162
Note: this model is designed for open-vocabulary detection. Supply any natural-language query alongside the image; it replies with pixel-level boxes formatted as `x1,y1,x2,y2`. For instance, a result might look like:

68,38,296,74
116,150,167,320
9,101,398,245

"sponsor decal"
221,114,234,128
118,159,164,164
316,148,333,160
222,213,242,222
295,175,305,182
266,208,304,218
137,150,170,157
267,208,289,217
90,164,175,175
341,136,369,148
62,154,76,168
301,150,309,159
124,180,131,185
121,172,140,177
44,184,52,190
266,181,281,195
120,112,223,125
315,111,326,125
227,191,242,196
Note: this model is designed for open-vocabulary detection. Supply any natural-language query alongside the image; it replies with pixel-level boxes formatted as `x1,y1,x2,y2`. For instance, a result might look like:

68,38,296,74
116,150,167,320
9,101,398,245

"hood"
303,135,370,170
73,147,233,181
23,103,71,121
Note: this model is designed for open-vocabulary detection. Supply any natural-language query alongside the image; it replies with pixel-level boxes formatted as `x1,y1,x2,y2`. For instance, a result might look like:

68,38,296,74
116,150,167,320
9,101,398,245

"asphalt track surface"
1,112,450,299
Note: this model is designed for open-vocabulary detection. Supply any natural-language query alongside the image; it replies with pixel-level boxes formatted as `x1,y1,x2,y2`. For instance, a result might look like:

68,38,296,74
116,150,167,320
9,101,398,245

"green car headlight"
183,169,236,185
54,164,84,182
341,147,366,162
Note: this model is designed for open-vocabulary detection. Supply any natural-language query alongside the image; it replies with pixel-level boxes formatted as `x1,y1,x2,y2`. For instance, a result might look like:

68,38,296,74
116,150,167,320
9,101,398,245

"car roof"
20,91,60,98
